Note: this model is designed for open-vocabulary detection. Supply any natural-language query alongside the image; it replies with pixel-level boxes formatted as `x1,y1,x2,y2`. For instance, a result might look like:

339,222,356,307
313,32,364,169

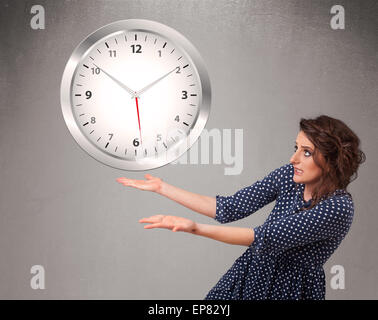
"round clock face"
61,19,211,171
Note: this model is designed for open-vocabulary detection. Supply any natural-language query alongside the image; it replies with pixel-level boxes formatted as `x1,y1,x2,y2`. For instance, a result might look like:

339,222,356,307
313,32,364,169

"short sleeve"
215,164,293,224
251,195,354,254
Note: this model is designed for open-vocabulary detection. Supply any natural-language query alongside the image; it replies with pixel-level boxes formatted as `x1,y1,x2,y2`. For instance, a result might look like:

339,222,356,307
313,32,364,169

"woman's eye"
294,145,311,156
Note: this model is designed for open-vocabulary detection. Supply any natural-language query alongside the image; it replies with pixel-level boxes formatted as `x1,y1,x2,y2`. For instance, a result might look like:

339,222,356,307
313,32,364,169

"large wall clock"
61,19,211,171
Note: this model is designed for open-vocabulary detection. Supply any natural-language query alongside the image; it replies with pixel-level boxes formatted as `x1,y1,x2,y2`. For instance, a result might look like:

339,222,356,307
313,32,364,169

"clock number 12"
131,45,142,53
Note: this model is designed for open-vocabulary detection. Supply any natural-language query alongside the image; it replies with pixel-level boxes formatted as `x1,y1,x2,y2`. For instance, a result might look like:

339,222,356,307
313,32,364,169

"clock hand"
93,63,137,98
134,96,142,145
133,66,179,98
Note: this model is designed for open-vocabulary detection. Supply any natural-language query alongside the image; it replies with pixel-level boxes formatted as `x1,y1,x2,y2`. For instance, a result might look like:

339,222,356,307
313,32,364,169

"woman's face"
290,131,323,185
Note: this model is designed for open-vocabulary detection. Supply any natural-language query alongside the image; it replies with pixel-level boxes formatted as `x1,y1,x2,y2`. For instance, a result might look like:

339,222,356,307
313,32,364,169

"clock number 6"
133,138,140,147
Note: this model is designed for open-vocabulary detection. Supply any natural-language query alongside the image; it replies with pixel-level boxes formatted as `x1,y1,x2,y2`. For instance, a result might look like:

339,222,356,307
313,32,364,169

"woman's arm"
193,223,254,246
157,181,216,218
117,174,216,218
139,215,254,247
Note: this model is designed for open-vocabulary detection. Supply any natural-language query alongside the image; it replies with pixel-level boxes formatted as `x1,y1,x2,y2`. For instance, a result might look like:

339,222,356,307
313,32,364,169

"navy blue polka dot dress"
205,163,354,300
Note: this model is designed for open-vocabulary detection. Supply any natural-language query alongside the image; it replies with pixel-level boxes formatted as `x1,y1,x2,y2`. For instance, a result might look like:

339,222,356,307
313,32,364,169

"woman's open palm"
139,215,197,233
116,174,162,192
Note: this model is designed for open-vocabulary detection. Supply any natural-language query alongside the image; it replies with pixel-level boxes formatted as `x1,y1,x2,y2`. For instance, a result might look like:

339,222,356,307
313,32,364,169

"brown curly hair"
299,115,365,209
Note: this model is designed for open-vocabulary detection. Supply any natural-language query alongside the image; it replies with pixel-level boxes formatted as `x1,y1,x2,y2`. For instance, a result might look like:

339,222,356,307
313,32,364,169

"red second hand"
135,97,142,145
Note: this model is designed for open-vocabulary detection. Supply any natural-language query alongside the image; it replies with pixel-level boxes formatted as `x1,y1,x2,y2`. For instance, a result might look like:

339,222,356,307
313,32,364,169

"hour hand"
93,63,136,98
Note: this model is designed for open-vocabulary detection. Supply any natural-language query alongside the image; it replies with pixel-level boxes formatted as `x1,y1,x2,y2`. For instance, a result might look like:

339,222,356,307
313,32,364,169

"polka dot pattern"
205,163,354,300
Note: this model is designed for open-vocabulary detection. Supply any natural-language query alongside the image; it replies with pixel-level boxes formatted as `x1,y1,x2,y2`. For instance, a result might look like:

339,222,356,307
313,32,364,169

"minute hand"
134,67,179,98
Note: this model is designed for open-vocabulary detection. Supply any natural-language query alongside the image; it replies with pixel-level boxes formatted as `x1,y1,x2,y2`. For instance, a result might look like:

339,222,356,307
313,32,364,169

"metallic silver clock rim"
61,19,211,171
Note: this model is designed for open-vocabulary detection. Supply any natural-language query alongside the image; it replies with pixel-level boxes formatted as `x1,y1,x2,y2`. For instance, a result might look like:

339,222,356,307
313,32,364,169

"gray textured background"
0,0,377,299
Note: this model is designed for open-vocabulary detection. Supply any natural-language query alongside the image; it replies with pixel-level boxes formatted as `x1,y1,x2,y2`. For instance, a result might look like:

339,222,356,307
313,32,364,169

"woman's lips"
294,168,303,175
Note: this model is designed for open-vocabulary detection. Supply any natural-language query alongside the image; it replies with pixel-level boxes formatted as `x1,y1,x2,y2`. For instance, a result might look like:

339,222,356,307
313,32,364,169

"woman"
116,115,365,300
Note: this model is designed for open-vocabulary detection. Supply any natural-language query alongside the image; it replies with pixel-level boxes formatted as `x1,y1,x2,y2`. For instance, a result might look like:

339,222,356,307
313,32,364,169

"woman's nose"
290,152,299,164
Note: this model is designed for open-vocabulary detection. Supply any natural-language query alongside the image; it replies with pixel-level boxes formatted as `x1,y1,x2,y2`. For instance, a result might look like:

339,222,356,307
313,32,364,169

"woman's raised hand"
139,215,197,233
116,174,163,193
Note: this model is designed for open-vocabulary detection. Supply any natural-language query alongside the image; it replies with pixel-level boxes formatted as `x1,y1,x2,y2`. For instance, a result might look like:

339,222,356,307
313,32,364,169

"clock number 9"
85,91,92,99
131,45,142,53
133,138,140,147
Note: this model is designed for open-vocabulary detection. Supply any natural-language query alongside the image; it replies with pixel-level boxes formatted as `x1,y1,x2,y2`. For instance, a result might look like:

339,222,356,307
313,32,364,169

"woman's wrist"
155,180,166,195
191,222,200,234
192,223,206,236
